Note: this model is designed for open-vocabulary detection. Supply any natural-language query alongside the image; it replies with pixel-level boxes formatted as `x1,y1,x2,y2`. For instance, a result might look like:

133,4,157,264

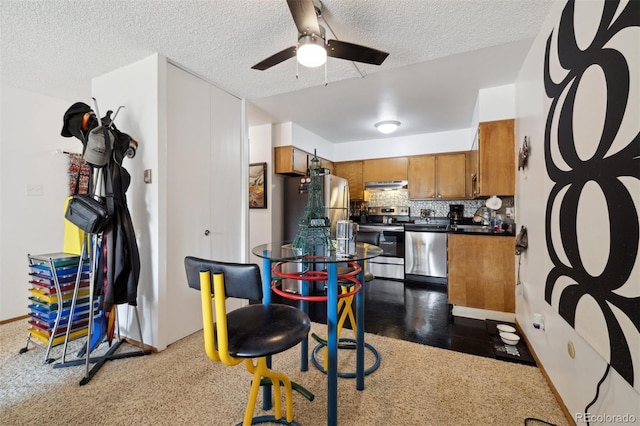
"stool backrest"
185,256,262,301
356,230,381,246
184,256,263,366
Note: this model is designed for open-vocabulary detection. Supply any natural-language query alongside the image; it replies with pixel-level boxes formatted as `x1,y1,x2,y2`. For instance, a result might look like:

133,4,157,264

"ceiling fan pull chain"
324,61,328,86
296,59,299,79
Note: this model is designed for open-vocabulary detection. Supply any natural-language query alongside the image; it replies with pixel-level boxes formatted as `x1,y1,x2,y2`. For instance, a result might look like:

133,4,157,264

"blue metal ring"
311,338,381,378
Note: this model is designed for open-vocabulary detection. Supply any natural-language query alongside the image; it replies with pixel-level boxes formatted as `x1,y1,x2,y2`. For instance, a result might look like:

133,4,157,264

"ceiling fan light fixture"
375,120,401,134
297,35,327,68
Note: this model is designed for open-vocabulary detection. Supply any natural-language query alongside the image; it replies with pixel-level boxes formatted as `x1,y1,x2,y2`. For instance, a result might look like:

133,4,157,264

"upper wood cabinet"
448,234,515,313
362,157,408,182
319,158,334,175
408,155,436,199
408,153,467,200
436,153,467,199
274,146,308,176
274,146,333,176
477,119,515,196
334,161,364,200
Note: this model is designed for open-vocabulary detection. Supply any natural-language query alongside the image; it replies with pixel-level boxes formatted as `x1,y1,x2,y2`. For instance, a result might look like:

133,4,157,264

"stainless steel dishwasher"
404,228,448,285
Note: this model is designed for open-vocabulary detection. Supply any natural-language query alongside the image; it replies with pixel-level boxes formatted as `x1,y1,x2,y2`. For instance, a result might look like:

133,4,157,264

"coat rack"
53,99,150,385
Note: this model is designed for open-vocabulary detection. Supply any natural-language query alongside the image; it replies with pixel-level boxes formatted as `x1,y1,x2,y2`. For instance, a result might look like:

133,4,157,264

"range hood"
364,180,408,191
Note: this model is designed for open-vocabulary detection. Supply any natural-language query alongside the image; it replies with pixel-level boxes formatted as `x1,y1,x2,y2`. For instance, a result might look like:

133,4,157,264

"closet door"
209,84,244,263
166,64,212,343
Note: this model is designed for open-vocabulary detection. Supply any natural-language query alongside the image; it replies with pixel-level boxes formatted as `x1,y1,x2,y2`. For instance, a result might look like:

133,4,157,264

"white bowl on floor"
499,332,520,345
496,324,516,333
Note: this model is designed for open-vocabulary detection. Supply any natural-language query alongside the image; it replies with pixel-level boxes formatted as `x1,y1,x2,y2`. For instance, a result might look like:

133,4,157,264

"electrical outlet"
25,184,43,196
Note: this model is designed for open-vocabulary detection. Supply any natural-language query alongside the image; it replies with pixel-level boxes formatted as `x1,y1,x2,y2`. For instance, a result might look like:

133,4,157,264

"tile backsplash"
364,189,514,219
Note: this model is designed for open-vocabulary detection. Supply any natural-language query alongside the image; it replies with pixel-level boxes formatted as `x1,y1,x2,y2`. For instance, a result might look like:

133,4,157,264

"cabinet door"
274,146,308,175
334,161,364,200
478,119,515,196
466,149,479,198
362,157,408,182
319,157,334,174
436,153,466,199
448,234,515,313
408,155,436,199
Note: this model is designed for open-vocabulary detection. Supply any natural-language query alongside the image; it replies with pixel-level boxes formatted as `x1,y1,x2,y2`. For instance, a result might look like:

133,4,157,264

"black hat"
61,102,92,140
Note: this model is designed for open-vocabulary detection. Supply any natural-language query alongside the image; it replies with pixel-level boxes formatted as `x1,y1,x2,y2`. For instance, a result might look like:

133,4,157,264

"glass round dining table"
252,241,383,426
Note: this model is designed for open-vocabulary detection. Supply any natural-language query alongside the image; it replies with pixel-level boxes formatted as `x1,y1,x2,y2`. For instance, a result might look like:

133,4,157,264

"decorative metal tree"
292,152,332,256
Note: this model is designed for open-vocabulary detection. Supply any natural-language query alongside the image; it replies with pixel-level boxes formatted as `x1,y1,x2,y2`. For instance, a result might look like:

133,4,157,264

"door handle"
204,230,210,236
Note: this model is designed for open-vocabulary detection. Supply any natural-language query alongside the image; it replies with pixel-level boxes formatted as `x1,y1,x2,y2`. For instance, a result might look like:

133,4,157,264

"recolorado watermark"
576,413,637,423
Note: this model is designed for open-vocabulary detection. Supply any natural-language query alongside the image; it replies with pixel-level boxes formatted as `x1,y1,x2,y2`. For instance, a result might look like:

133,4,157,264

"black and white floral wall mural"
543,0,639,393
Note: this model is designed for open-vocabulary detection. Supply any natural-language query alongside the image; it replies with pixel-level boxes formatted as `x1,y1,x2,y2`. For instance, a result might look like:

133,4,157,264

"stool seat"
224,304,311,358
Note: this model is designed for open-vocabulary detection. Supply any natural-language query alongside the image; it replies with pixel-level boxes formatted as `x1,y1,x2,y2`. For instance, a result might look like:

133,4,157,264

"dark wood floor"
272,278,496,359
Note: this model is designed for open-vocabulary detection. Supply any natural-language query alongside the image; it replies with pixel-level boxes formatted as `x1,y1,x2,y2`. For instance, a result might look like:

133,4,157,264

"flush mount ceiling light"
297,34,327,68
375,120,401,134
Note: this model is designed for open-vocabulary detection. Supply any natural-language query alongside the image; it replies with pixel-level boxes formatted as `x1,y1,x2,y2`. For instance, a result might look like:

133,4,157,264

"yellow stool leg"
243,359,263,426
263,367,295,422
243,358,296,424
323,285,357,371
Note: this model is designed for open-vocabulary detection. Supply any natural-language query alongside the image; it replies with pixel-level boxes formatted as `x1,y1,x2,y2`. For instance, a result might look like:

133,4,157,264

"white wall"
249,123,274,267
515,0,639,421
478,84,515,123
273,121,334,161
332,128,474,162
0,85,85,321
91,54,162,347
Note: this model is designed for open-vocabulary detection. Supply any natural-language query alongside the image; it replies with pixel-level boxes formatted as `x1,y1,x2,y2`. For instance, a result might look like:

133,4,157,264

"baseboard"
0,315,159,353
122,336,158,353
452,306,515,322
515,318,576,426
0,315,29,325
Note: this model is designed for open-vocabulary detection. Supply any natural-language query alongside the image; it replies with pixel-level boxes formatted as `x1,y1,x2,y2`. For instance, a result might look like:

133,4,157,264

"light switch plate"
144,169,152,184
25,184,44,196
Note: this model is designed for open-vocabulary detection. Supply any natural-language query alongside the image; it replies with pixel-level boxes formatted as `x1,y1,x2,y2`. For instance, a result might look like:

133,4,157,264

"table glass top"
252,242,383,263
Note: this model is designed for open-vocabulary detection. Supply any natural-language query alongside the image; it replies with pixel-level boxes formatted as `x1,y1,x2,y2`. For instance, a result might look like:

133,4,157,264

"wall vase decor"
543,0,639,395
249,162,267,209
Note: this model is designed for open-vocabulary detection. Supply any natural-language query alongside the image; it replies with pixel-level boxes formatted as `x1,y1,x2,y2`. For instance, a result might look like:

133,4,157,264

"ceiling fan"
251,0,389,71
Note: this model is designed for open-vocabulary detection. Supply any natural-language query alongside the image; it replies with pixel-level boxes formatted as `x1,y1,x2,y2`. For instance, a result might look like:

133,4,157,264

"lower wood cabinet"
448,234,515,313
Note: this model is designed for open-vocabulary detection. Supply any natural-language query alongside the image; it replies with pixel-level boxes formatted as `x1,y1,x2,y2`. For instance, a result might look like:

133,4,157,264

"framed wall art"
249,162,267,209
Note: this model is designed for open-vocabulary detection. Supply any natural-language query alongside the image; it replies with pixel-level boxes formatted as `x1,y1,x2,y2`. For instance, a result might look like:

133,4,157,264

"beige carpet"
0,319,568,426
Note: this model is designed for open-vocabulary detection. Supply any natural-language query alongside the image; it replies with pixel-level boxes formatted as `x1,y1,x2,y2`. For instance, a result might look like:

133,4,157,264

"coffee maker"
447,204,464,224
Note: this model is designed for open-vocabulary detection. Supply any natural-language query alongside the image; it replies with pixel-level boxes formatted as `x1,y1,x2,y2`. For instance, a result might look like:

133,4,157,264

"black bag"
65,194,110,234
65,158,111,234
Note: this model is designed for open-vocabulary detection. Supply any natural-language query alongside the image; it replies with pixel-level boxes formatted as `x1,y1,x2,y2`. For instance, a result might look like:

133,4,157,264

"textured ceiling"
0,0,555,143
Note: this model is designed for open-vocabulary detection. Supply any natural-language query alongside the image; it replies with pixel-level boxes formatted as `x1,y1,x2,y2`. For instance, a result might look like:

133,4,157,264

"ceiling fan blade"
251,46,297,70
287,0,321,35
326,39,389,65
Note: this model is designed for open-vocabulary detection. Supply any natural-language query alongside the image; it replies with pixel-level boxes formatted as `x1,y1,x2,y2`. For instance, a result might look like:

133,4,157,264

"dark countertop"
404,223,515,237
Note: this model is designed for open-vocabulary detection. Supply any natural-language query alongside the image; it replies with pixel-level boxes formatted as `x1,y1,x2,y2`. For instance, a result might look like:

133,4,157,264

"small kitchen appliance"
447,204,464,224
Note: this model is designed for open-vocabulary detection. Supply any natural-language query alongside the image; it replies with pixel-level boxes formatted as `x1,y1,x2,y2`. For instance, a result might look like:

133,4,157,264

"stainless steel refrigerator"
283,174,350,241
281,174,350,294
